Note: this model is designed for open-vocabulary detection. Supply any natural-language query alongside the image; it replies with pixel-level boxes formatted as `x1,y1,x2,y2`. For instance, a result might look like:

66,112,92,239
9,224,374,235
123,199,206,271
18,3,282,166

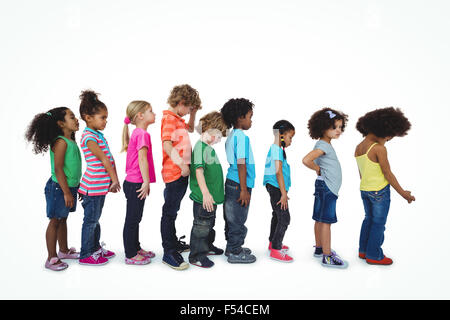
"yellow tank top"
355,143,389,191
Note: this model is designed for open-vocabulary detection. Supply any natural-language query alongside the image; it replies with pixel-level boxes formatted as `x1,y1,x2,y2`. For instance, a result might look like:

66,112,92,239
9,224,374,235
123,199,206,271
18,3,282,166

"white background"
1,0,449,299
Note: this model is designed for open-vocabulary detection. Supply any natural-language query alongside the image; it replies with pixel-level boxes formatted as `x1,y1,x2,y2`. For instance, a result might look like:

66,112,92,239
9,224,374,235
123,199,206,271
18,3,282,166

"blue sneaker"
321,252,348,269
162,251,189,270
190,256,214,268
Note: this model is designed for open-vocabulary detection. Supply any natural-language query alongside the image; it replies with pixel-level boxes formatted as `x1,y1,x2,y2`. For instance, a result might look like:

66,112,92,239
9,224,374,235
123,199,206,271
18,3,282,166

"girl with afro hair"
355,107,415,266
303,107,349,269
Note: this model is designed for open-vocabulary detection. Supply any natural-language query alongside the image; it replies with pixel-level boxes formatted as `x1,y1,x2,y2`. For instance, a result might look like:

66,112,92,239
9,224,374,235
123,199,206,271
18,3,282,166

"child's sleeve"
235,131,249,161
314,141,329,154
161,117,176,142
191,142,205,170
136,130,151,151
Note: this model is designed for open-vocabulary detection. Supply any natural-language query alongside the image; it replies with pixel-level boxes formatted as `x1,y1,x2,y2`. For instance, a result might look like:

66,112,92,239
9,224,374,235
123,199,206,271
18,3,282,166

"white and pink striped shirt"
78,128,115,196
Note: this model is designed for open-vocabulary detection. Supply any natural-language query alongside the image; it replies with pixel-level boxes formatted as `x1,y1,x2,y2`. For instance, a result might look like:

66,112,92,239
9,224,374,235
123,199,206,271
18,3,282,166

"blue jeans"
188,201,217,262
123,180,146,259
359,185,391,260
161,176,189,254
80,194,106,259
223,179,252,254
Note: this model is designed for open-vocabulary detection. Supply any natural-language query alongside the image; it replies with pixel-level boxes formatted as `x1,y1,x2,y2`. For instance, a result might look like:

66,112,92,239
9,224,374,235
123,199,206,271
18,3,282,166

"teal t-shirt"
225,129,255,188
50,136,82,188
189,140,224,205
263,144,291,191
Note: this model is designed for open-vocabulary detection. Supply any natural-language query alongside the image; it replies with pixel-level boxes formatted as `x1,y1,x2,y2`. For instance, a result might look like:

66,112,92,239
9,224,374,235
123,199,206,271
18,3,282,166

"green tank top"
50,136,82,188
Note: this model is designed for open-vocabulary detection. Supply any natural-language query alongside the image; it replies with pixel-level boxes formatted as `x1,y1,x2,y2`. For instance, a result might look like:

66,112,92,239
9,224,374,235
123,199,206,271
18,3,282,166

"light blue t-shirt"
225,129,256,188
263,144,291,191
314,140,342,196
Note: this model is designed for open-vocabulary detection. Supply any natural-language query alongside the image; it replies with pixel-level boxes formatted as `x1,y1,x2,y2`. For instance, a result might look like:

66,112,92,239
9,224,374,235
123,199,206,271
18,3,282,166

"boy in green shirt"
188,111,228,268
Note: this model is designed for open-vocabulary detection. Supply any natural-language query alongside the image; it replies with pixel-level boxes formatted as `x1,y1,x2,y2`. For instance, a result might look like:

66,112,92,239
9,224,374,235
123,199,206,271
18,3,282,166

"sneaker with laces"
175,235,190,253
190,256,214,268
321,252,348,269
207,245,224,256
97,242,115,259
162,251,189,270
314,246,336,258
270,249,293,263
125,254,151,265
138,249,156,259
227,249,256,264
225,247,252,257
79,251,109,266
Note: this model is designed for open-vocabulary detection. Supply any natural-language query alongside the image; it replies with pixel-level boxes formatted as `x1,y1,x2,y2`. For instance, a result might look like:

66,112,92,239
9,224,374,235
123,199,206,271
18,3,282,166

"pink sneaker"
79,252,109,266
125,255,151,265
58,247,80,259
97,242,115,259
45,257,68,271
138,249,156,259
270,249,294,263
268,242,289,251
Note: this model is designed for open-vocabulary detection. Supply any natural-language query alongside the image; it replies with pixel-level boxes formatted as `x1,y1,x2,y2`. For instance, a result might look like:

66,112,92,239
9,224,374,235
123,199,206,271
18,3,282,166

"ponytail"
273,120,295,159
121,100,151,152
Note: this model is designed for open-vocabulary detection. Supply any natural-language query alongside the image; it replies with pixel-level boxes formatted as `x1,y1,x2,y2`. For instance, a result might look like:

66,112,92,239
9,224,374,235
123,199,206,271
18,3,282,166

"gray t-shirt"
313,140,342,196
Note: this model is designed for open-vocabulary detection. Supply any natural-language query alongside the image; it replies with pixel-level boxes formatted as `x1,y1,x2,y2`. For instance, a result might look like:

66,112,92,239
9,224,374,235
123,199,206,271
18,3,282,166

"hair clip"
46,112,52,117
124,116,131,125
326,110,336,119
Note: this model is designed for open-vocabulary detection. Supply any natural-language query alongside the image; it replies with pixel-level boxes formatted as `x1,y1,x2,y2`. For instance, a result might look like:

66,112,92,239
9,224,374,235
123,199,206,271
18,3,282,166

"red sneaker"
268,242,289,251
366,256,393,265
270,249,293,263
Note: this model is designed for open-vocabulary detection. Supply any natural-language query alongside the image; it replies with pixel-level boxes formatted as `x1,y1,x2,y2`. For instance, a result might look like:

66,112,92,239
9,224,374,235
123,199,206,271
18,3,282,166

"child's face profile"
239,110,253,130
141,106,156,125
282,129,295,148
60,108,79,133
86,108,108,131
176,102,195,117
324,119,343,140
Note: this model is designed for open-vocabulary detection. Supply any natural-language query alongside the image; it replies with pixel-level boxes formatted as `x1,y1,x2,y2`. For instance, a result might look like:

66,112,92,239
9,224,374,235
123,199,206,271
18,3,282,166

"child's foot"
57,247,80,259
125,254,151,265
314,246,336,258
268,242,289,251
162,251,189,270
79,252,109,266
270,249,294,263
97,242,115,259
138,249,156,259
175,235,190,253
366,255,393,265
190,256,214,268
207,245,224,255
225,247,252,257
321,252,348,269
227,249,256,264
45,257,68,271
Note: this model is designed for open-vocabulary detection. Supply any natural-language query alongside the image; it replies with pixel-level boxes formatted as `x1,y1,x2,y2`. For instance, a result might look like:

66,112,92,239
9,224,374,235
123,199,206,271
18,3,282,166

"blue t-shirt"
313,140,342,196
225,129,255,188
263,144,291,191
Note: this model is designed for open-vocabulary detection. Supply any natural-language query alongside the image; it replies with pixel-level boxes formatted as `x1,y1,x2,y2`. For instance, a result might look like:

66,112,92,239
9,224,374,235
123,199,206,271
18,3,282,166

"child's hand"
315,165,321,176
402,190,415,203
277,193,289,211
237,189,251,207
64,192,74,208
137,182,150,200
181,164,190,177
202,192,215,212
109,181,121,193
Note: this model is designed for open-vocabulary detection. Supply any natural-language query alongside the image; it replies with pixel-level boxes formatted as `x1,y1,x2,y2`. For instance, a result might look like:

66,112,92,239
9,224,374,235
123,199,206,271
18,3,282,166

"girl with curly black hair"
355,107,415,266
25,106,82,271
303,107,349,269
220,98,257,264
263,120,295,262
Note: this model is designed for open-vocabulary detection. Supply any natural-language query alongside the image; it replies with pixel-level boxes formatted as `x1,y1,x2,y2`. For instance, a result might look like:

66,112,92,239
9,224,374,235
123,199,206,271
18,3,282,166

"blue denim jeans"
223,179,252,254
161,176,189,254
188,201,217,262
80,194,106,259
359,185,391,260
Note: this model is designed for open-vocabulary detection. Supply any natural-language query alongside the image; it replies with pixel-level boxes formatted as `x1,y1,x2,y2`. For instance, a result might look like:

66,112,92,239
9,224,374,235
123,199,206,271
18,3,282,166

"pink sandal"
58,247,80,259
45,257,68,271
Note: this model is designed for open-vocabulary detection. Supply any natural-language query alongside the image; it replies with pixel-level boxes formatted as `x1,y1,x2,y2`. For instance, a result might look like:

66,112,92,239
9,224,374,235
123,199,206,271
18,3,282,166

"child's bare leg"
314,221,321,248
320,223,331,255
46,218,61,260
57,218,69,253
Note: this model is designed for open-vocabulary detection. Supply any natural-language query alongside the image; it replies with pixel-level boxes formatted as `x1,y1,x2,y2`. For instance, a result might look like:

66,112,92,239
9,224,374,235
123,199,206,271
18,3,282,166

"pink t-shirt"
125,128,156,184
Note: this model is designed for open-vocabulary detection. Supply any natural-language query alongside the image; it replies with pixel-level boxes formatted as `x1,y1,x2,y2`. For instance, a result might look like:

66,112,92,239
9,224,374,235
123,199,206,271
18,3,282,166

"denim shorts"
312,179,338,224
44,177,78,219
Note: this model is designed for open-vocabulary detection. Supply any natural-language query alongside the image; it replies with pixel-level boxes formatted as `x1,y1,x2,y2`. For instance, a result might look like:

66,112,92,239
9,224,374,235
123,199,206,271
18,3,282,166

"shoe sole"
321,262,349,269
79,261,109,266
125,259,151,265
366,260,393,265
227,257,257,264
269,257,293,263
190,261,214,268
162,260,189,270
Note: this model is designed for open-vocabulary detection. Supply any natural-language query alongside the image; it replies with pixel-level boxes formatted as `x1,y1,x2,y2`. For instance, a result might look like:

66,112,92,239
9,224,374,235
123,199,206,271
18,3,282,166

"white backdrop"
1,0,449,299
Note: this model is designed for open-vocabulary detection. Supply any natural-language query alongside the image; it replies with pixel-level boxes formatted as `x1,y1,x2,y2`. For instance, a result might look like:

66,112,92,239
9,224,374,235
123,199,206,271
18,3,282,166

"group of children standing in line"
25,84,415,272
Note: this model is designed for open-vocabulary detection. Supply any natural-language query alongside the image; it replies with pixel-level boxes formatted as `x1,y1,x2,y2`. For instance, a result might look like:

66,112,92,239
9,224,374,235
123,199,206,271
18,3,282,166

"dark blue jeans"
123,180,146,259
223,179,252,254
359,185,391,260
161,175,189,254
80,194,106,259
189,201,217,262
266,184,290,250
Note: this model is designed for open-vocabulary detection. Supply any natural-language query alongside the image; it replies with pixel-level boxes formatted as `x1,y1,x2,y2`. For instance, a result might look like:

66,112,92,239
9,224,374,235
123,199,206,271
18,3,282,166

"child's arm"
195,167,215,212
375,145,415,203
163,140,190,176
136,147,150,200
53,139,73,208
86,140,121,193
237,159,251,207
186,108,198,133
275,160,289,211
302,149,325,175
